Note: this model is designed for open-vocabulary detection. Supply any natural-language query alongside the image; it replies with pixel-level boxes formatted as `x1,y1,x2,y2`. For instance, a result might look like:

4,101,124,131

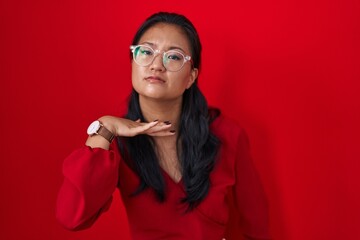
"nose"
150,53,166,72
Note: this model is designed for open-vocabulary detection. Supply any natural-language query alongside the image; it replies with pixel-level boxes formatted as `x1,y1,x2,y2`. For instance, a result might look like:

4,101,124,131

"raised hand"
110,117,175,137
85,116,176,150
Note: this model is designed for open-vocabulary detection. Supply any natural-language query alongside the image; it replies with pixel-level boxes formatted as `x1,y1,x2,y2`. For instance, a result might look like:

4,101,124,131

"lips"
145,76,165,83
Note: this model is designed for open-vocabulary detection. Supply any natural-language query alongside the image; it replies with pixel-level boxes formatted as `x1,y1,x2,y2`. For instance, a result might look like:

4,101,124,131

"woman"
56,12,271,240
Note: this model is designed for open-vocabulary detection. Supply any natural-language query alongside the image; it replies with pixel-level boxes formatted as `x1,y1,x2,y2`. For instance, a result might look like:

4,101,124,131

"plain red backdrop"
1,0,359,239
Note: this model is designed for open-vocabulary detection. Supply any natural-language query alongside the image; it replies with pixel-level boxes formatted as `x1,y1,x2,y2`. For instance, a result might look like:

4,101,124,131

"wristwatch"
87,120,115,143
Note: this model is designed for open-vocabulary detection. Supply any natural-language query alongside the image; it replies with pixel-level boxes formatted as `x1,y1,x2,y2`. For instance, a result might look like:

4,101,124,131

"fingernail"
170,130,176,133
164,121,171,125
153,119,159,122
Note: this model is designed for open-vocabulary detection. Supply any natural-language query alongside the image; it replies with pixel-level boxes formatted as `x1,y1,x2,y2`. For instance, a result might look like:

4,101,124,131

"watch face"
87,120,101,135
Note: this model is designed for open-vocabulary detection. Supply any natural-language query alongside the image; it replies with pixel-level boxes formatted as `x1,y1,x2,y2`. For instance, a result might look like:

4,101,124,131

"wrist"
98,116,117,136
87,118,115,143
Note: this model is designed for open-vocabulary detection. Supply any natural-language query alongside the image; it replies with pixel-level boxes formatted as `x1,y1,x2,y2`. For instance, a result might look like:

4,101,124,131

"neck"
139,96,182,130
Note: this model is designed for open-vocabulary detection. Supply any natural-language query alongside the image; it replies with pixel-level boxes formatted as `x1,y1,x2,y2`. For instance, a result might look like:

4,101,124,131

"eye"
139,48,153,56
166,52,184,61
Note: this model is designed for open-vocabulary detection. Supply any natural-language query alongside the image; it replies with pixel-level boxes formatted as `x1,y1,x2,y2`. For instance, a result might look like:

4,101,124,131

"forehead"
139,23,191,52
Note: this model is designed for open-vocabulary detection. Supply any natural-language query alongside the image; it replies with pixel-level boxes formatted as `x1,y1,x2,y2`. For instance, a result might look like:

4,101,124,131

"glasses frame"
130,45,192,72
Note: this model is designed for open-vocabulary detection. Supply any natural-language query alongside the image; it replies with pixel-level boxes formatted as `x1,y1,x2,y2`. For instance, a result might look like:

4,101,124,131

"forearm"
57,115,173,229
56,146,120,230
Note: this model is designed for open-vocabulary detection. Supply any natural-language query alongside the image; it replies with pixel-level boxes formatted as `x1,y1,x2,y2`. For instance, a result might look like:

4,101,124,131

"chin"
139,91,166,100
135,85,165,98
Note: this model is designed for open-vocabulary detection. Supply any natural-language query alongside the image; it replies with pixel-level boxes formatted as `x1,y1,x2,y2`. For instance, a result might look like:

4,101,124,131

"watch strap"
97,123,115,143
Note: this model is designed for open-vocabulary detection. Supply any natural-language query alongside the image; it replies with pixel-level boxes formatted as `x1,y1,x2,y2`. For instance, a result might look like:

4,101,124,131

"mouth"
145,76,165,83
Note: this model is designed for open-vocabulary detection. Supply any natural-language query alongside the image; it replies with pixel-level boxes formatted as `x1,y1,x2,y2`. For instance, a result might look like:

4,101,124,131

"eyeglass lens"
133,45,186,72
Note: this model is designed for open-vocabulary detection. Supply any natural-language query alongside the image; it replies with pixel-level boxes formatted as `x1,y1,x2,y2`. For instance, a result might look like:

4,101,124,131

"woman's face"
131,23,198,102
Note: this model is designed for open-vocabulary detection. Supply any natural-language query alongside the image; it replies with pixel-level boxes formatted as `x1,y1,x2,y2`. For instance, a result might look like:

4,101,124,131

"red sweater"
56,115,271,240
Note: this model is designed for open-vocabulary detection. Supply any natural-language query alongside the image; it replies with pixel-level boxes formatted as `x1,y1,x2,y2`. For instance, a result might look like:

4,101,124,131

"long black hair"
117,12,221,211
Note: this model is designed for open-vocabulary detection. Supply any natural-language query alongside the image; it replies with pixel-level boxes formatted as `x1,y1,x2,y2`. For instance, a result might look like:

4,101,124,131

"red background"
1,0,359,239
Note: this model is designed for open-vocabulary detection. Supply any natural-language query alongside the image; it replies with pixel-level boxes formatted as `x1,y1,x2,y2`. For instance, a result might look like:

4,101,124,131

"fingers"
135,120,175,136
115,118,176,137
129,120,160,133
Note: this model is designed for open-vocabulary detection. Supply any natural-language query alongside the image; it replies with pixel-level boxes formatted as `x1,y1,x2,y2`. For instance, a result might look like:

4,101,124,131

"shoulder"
210,110,247,143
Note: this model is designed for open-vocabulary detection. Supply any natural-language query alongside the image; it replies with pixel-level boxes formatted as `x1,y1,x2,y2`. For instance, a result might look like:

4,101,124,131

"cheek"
131,65,142,84
171,72,191,88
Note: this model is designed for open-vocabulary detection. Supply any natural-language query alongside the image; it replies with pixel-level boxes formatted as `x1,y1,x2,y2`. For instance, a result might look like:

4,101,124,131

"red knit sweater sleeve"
233,129,272,240
56,144,120,230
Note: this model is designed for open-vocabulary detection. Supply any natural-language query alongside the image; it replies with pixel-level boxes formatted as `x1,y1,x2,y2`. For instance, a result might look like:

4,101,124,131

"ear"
186,68,198,89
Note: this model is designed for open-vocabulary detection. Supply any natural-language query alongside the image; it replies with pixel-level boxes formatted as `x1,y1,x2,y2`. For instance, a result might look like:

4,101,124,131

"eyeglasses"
130,45,192,72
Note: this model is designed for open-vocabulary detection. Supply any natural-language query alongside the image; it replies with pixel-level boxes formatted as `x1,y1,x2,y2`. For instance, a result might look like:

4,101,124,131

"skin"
85,23,199,182
132,23,197,103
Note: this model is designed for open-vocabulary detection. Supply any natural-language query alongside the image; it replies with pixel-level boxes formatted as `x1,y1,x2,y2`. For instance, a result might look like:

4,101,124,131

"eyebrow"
140,41,187,53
